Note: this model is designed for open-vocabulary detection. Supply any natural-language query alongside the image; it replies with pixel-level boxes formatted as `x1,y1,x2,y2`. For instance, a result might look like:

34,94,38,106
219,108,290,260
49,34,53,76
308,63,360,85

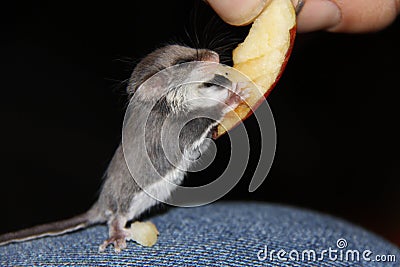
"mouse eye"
201,82,214,88
200,74,231,89
199,82,226,91
175,59,189,65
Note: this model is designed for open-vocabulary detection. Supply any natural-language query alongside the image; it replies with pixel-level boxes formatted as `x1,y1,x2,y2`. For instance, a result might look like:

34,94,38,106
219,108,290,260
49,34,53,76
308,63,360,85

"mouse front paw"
224,82,250,112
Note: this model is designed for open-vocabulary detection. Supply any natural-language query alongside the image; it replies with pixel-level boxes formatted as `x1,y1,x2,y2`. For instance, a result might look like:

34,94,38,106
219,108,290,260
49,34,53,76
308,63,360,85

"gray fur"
0,45,238,251
127,45,218,95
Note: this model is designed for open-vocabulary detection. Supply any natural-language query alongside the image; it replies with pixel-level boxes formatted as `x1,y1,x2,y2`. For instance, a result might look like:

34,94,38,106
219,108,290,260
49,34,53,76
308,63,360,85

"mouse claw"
233,81,251,102
98,234,128,253
98,242,108,253
115,238,127,252
239,86,251,102
223,82,244,113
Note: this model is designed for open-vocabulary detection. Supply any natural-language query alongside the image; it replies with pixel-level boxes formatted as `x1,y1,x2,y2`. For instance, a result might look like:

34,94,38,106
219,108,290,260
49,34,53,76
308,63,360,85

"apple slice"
127,221,159,247
215,0,296,138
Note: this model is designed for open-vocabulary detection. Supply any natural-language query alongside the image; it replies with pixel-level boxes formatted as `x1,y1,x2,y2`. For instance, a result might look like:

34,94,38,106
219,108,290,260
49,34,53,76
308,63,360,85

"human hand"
205,0,400,33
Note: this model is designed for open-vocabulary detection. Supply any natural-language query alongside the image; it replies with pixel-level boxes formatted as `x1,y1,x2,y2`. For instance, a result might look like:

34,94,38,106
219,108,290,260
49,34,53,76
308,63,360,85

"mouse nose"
201,51,220,63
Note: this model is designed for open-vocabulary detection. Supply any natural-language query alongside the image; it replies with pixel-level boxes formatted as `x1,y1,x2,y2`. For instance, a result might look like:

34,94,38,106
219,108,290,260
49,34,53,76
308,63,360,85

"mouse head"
127,45,219,95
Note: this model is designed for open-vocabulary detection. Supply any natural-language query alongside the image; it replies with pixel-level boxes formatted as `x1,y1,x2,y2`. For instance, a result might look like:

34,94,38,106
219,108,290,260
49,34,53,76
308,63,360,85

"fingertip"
296,0,341,33
297,0,400,33
329,0,399,33
206,0,271,26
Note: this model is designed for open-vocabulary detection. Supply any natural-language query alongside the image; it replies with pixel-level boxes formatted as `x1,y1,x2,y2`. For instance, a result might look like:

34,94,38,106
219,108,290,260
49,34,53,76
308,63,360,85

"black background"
0,1,399,246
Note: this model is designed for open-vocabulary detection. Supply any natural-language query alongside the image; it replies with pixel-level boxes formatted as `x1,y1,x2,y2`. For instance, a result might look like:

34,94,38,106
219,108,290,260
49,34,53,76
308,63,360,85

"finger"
205,0,272,26
297,0,400,33
330,0,400,32
295,0,341,32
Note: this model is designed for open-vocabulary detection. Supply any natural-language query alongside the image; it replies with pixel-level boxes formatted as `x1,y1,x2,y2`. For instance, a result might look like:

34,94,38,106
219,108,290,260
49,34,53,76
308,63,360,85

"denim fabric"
0,202,399,266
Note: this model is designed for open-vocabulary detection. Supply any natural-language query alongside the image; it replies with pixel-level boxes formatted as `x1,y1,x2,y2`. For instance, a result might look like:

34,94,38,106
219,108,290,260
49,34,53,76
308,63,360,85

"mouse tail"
0,203,105,246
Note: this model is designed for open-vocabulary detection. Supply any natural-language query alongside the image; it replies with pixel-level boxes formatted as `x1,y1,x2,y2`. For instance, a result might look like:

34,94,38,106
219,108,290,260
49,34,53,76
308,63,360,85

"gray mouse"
0,44,247,252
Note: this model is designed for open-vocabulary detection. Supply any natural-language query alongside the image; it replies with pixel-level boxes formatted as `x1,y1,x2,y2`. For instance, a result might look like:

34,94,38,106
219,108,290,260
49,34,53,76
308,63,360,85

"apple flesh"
215,0,296,138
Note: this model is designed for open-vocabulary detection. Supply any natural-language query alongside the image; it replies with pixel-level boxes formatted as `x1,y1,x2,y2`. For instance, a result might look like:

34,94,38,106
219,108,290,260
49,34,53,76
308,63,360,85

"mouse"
0,44,248,252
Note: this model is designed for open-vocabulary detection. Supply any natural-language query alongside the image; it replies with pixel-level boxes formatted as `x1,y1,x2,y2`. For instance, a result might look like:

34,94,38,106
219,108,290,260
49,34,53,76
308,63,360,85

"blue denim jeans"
1,201,399,266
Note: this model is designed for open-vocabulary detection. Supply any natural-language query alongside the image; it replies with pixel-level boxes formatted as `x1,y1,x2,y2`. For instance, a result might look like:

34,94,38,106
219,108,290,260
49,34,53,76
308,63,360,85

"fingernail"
207,0,271,26
293,0,305,15
296,0,341,32
228,0,269,26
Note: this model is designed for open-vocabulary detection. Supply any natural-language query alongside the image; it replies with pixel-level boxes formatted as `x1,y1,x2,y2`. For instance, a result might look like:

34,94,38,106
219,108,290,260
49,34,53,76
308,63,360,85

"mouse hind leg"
98,215,130,253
